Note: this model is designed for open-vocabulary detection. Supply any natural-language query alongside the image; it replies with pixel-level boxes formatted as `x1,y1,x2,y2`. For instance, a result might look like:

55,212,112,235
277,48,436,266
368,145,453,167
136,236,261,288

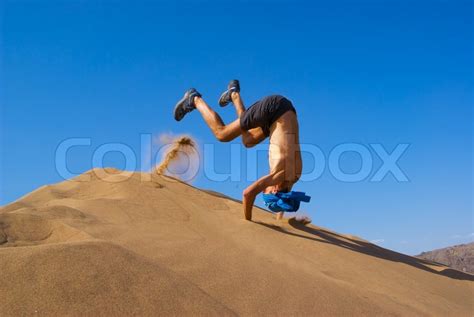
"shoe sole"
174,94,189,121
218,90,231,107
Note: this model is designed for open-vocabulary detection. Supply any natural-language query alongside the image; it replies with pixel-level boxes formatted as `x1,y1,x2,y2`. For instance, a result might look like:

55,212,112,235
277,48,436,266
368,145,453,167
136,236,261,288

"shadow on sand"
254,218,474,282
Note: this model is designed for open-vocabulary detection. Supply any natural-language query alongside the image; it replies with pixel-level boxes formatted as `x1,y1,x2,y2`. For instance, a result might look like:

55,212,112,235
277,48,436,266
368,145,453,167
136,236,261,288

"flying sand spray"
154,136,196,177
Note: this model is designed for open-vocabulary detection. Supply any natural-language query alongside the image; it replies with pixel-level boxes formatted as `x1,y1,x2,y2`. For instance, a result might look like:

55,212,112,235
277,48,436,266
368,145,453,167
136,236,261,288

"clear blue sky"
1,0,472,255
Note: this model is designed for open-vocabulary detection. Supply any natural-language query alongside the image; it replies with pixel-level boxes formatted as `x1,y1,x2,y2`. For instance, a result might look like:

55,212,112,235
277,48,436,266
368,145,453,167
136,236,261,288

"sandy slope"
1,168,473,316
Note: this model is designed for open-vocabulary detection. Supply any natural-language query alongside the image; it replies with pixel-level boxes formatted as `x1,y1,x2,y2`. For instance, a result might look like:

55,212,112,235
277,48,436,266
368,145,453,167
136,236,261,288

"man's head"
262,189,312,213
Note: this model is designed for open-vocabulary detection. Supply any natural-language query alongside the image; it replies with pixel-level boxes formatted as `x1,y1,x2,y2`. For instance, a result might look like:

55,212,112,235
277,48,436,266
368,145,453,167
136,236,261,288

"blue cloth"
262,191,311,212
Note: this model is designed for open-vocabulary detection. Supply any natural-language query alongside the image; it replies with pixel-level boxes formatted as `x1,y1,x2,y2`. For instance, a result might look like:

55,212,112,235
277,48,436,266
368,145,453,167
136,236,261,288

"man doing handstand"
173,80,309,221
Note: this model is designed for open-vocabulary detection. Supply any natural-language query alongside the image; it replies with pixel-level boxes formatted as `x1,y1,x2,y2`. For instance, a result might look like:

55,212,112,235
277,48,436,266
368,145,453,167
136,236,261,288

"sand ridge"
1,168,473,316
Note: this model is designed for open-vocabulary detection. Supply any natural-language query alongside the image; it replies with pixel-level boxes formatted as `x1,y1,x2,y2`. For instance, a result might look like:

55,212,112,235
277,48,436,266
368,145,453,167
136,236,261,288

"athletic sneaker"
218,79,240,107
173,88,202,121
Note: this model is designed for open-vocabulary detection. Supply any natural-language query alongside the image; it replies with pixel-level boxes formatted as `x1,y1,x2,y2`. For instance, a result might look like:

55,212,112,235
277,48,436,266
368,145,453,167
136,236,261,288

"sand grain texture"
1,168,473,316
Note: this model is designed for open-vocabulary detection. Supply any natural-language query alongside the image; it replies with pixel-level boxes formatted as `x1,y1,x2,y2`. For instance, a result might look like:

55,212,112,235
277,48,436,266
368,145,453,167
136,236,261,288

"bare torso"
268,110,302,191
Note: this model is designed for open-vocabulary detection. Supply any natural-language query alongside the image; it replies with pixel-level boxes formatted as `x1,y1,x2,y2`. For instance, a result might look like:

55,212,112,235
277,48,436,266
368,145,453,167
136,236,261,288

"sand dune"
1,168,473,316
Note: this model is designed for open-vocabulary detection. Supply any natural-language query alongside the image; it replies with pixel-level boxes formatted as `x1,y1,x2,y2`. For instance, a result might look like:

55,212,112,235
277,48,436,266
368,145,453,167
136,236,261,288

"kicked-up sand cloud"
154,134,198,181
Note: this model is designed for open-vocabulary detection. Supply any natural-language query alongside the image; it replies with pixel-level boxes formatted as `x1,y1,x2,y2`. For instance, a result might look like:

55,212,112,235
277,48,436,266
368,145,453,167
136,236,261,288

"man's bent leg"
231,92,246,117
230,92,267,146
194,97,242,142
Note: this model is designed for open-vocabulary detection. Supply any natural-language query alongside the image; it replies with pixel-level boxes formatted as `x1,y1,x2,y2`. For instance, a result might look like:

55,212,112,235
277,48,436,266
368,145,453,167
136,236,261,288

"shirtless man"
173,80,304,221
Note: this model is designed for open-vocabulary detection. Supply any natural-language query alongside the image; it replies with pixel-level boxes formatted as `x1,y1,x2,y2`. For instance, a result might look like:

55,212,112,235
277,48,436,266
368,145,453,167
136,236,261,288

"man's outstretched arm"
242,170,285,221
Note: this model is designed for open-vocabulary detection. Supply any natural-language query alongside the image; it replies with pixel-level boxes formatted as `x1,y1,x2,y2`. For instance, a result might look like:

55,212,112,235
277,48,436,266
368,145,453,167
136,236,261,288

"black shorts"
240,95,296,137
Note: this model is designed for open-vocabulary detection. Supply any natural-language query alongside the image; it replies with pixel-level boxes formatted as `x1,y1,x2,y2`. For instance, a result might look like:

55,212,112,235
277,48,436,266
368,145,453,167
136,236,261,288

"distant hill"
417,242,474,274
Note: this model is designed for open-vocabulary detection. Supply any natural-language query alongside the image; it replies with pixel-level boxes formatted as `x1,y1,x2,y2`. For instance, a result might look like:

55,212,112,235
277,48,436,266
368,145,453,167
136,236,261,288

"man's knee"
243,140,256,148
242,135,257,148
215,130,232,142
